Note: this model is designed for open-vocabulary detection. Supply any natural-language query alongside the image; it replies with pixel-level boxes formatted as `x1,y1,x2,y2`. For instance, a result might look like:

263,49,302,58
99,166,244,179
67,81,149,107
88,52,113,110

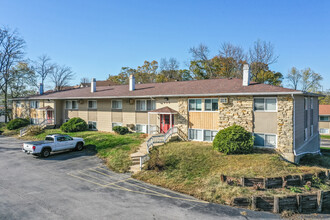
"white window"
188,99,202,111
112,122,122,129
72,101,78,109
65,100,78,109
136,124,147,133
112,100,122,109
204,130,218,141
88,121,97,130
189,129,217,141
30,101,40,109
189,129,203,141
254,133,277,148
254,98,277,111
320,128,329,134
88,100,97,109
205,99,218,111
320,116,330,122
136,100,155,111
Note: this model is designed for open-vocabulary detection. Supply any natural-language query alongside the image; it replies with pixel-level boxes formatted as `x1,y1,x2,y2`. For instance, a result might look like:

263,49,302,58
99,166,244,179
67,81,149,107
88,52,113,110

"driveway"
0,135,279,220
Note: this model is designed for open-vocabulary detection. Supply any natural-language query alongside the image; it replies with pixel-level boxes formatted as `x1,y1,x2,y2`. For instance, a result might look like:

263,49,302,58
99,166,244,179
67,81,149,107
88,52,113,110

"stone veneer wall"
218,96,254,132
177,98,189,139
277,95,294,162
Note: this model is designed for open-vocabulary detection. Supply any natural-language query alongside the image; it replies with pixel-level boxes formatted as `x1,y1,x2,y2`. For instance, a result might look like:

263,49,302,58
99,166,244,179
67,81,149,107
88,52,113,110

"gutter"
11,91,310,101
292,94,296,156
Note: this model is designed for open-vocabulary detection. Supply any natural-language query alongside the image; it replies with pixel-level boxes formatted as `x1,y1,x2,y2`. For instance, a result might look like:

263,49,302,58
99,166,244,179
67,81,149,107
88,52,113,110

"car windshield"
45,137,54,142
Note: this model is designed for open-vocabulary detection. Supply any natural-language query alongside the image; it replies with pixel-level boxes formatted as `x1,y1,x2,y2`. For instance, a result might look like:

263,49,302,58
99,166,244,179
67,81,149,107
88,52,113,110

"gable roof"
14,78,318,100
319,105,330,115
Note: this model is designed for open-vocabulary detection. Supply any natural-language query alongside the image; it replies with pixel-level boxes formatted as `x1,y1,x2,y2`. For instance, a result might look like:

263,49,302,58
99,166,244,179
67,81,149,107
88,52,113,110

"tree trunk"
4,82,8,123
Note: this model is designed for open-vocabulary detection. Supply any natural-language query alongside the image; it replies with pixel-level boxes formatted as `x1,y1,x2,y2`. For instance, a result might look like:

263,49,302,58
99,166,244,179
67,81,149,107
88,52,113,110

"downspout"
291,94,296,156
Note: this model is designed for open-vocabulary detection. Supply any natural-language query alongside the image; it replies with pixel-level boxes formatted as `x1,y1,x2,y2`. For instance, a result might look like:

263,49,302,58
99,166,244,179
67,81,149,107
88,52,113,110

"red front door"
47,111,53,124
160,114,174,133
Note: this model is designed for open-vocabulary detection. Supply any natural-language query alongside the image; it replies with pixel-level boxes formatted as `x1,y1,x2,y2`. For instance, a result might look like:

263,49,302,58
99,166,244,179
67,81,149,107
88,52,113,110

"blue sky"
1,0,329,90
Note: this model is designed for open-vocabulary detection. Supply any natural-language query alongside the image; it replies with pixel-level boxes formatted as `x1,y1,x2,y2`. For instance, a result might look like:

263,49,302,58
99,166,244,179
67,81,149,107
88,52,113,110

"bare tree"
286,67,302,90
219,42,247,78
80,77,90,84
50,65,75,91
219,42,246,62
249,40,279,82
301,68,322,92
189,43,214,77
32,54,55,88
0,27,25,122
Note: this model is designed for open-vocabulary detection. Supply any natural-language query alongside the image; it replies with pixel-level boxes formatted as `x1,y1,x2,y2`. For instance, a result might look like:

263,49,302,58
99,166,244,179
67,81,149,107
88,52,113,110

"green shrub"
113,126,129,135
6,118,30,130
60,117,88,132
213,125,253,155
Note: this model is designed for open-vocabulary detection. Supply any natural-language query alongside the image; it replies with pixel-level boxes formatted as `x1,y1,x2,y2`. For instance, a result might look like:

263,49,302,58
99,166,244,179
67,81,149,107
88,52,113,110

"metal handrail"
19,118,54,137
142,126,178,170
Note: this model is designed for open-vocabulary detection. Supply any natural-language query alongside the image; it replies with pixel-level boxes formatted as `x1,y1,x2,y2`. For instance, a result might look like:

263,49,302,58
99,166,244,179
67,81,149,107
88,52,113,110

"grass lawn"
20,128,144,173
134,141,330,205
321,135,330,139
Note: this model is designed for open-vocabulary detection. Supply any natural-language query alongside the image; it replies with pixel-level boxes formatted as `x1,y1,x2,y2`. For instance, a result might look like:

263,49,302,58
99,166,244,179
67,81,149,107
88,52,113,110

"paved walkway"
0,135,280,219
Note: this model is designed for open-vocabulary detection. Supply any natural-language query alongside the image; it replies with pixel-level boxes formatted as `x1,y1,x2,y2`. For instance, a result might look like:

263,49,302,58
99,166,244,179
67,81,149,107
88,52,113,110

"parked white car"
22,134,85,158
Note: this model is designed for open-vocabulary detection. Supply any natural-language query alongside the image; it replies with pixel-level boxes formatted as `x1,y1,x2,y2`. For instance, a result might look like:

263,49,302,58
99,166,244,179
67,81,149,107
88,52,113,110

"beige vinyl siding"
111,111,123,124
188,112,218,130
319,121,330,130
122,99,135,126
55,100,64,125
253,112,277,134
97,99,111,132
88,110,97,122
156,97,180,111
78,100,88,122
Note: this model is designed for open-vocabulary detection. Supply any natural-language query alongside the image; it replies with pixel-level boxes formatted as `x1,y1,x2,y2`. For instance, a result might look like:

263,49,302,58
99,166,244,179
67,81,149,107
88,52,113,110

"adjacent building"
319,105,330,135
12,65,321,163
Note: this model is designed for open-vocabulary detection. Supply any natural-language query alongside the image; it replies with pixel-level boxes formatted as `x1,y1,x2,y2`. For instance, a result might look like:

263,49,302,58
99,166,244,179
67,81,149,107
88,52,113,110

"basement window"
88,121,97,130
136,124,147,133
254,133,276,148
320,128,329,134
112,122,122,129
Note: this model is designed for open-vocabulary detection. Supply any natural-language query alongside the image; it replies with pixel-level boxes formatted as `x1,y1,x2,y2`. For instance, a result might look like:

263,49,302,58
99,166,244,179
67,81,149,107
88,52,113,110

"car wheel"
40,148,51,158
76,143,84,151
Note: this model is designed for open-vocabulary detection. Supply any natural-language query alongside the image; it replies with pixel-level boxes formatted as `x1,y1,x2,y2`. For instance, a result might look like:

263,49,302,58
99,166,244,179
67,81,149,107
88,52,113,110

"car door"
63,135,76,149
55,136,66,151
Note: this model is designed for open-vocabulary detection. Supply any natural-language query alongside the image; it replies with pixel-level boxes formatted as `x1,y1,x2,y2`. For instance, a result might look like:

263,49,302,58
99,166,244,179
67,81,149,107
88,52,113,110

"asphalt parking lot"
0,135,280,220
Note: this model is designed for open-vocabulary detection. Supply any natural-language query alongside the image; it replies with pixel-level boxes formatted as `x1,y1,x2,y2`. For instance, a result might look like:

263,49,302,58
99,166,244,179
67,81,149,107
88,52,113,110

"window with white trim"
65,100,78,109
88,121,97,130
88,100,97,109
320,116,330,122
320,128,329,134
112,100,122,109
136,100,155,111
188,99,202,111
254,133,276,148
189,129,217,141
112,122,122,129
205,99,218,111
136,124,147,133
254,98,276,111
30,101,40,109
31,118,38,124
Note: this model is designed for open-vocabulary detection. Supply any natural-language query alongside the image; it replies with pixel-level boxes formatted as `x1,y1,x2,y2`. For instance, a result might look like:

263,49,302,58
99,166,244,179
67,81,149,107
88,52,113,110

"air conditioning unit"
220,97,228,104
